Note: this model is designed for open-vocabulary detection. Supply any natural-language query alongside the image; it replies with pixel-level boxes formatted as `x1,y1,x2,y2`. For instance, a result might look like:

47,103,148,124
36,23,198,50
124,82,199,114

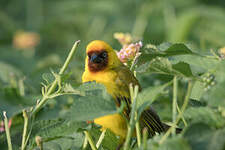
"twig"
142,127,148,150
3,111,13,150
82,135,88,150
135,119,141,147
96,129,106,148
21,110,28,150
176,103,187,126
84,131,97,150
124,85,139,150
172,76,177,136
159,81,193,144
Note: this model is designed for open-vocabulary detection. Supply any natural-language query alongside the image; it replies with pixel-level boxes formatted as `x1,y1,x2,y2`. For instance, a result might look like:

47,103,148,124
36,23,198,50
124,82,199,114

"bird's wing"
112,65,140,117
112,65,165,136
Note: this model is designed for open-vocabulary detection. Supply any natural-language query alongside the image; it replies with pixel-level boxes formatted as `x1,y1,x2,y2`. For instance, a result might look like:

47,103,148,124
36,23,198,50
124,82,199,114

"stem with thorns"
18,40,80,150
32,40,80,116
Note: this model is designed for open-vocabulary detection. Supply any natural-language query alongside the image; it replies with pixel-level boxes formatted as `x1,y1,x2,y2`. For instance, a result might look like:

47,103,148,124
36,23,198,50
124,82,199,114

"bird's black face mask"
88,50,108,72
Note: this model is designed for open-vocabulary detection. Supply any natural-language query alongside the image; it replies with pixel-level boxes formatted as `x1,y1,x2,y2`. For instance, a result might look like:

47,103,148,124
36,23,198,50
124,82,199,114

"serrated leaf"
136,58,195,78
171,55,219,71
39,132,83,150
163,43,194,56
172,62,194,77
67,82,117,121
138,43,195,65
184,107,225,128
31,119,86,139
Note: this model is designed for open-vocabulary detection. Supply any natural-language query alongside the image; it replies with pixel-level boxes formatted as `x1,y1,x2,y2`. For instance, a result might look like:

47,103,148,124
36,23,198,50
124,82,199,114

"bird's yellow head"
85,40,121,72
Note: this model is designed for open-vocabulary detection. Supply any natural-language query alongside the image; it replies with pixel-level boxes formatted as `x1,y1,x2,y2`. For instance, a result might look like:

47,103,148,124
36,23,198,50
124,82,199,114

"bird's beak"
90,53,103,63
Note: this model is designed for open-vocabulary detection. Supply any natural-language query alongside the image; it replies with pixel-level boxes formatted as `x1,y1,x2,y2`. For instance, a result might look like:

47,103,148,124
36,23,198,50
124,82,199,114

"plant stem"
176,103,187,126
96,129,106,148
82,135,88,150
84,131,97,150
21,110,28,150
135,119,141,147
159,81,193,144
124,85,139,150
142,127,148,150
3,111,13,150
172,76,177,136
32,40,80,116
19,40,80,150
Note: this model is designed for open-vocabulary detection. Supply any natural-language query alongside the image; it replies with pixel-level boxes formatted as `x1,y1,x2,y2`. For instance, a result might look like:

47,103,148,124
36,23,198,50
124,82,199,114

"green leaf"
137,83,169,117
148,137,191,150
89,127,119,150
31,119,86,139
206,61,225,107
172,61,194,77
162,43,194,56
184,123,225,150
171,55,220,71
138,43,195,65
136,57,194,78
101,129,119,150
184,107,225,128
190,81,205,101
67,82,117,121
40,133,83,150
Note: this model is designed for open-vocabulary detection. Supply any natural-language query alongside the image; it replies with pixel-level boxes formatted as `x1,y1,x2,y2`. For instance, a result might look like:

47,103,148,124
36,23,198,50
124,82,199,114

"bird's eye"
101,51,107,58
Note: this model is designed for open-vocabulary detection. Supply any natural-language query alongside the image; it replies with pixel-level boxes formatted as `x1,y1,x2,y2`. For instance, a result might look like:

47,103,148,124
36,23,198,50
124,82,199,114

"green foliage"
1,0,225,149
184,123,225,150
67,82,117,121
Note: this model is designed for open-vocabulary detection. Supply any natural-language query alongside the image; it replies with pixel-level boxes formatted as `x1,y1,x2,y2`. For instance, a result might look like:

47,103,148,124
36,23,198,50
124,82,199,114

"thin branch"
159,81,193,144
3,111,13,150
96,129,106,148
124,85,139,150
21,110,29,150
84,131,97,150
172,76,177,136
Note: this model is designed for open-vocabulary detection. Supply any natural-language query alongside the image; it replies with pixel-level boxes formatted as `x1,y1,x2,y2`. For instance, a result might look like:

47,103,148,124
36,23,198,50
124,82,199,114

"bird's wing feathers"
112,65,165,135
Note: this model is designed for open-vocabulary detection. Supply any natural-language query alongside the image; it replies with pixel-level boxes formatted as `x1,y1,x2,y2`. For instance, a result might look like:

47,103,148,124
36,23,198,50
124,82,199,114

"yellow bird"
82,40,166,139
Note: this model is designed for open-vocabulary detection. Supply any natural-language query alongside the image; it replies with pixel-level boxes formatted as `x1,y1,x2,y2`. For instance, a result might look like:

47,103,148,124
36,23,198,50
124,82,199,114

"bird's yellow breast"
82,69,128,138
82,69,127,97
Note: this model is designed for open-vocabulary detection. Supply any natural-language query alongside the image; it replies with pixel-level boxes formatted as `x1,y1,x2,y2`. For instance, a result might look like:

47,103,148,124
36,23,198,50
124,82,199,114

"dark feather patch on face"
88,50,108,72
